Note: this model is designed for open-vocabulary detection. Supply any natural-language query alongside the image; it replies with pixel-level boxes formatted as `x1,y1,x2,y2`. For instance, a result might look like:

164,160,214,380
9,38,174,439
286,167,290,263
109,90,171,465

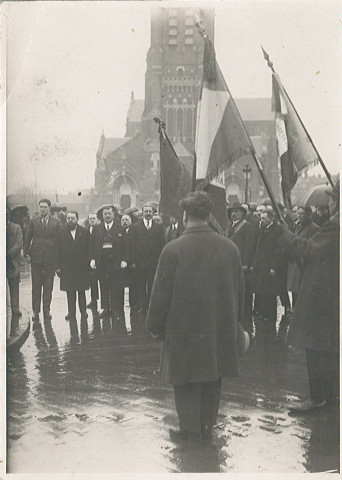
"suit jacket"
7,222,23,266
146,225,245,385
251,221,282,295
89,222,127,273
129,220,165,271
226,219,257,268
56,225,90,291
24,215,62,265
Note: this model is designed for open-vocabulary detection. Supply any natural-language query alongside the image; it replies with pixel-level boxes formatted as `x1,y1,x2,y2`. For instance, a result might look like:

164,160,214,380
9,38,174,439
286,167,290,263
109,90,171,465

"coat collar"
182,224,213,235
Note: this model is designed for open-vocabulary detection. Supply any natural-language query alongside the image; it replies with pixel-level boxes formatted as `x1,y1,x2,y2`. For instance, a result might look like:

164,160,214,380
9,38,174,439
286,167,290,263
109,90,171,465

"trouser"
89,273,99,303
7,275,20,314
306,348,340,403
31,262,55,314
67,290,87,316
291,292,298,309
254,294,277,323
99,274,120,313
173,379,222,433
243,272,253,332
136,267,156,311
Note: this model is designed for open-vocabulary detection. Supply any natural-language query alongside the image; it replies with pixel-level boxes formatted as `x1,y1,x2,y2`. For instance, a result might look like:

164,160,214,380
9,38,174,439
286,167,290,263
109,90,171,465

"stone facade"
94,7,280,210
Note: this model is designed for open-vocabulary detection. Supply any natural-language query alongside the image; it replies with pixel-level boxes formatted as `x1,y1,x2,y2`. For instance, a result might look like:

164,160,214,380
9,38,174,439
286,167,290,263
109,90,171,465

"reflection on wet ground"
7,264,340,473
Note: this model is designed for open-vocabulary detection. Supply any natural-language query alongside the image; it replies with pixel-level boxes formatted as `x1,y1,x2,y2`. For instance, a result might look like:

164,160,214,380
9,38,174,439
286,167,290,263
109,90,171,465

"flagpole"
262,47,334,189
194,18,285,223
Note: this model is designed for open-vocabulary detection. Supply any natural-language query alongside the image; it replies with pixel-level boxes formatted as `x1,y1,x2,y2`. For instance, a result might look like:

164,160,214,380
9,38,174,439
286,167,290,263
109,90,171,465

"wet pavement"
7,263,340,473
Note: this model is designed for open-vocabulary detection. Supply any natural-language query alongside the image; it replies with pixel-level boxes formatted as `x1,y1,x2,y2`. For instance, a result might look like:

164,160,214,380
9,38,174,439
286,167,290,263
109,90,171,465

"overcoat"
286,213,339,353
287,220,320,293
226,219,257,268
251,222,282,295
129,220,165,271
145,225,245,385
89,222,127,273
7,222,23,266
24,215,61,265
56,225,90,292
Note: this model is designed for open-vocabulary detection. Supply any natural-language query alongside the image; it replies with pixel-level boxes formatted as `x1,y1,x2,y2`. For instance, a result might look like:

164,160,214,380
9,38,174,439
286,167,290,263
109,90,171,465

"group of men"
7,183,339,440
21,199,167,333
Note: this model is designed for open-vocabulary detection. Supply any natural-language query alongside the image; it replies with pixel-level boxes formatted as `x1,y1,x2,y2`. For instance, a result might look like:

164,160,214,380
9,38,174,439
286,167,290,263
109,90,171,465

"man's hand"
90,259,96,269
24,255,31,264
120,261,127,269
55,268,61,278
242,265,249,272
270,269,276,277
131,263,136,269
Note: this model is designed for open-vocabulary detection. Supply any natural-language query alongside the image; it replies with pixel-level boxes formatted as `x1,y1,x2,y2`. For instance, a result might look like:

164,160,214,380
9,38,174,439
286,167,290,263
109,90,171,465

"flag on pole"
272,72,319,203
195,36,254,230
156,118,191,221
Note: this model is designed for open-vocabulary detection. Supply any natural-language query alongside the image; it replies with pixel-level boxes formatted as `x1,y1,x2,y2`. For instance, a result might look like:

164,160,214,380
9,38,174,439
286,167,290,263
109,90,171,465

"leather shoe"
201,425,213,440
288,399,327,413
169,428,201,442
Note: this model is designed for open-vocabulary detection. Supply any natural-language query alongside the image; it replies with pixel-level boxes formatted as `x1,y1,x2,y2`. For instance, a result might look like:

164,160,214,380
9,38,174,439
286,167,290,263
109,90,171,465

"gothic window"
186,108,193,137
167,109,174,138
185,38,194,45
185,28,193,36
169,18,177,26
168,38,177,45
169,28,177,36
177,109,184,138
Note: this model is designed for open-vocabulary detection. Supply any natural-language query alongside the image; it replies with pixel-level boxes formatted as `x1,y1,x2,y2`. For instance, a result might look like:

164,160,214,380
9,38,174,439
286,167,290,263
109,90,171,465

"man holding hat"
283,181,340,412
146,191,246,441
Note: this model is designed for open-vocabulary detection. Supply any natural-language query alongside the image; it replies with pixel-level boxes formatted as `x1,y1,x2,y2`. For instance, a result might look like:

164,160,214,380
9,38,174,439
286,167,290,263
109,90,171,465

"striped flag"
272,72,318,204
195,37,254,230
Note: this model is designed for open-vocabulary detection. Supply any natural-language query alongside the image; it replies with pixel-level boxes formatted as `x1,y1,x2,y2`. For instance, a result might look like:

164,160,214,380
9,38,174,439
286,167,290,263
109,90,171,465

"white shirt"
144,219,152,230
104,221,114,231
70,228,77,240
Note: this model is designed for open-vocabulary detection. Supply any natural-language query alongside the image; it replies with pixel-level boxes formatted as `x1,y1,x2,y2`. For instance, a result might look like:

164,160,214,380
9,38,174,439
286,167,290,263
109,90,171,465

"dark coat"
56,225,90,292
287,220,320,293
24,215,62,266
7,222,23,266
286,213,339,353
89,222,127,274
146,225,245,385
119,226,135,286
226,219,257,268
251,221,282,295
129,220,165,271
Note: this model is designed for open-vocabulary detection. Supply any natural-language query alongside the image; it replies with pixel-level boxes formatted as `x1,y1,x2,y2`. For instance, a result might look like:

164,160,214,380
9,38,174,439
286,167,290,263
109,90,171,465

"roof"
100,137,131,159
127,99,144,123
235,98,273,122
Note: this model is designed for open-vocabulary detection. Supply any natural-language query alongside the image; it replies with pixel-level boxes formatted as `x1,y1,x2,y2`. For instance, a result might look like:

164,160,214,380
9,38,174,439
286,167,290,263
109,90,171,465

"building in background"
93,7,279,210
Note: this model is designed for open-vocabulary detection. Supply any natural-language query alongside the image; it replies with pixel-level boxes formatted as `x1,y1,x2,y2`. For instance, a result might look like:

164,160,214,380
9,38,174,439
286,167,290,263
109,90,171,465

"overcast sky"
4,0,341,196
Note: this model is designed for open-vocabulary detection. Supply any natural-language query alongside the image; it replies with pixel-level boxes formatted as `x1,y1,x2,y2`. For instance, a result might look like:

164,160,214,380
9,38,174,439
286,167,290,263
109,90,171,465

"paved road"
7,263,340,473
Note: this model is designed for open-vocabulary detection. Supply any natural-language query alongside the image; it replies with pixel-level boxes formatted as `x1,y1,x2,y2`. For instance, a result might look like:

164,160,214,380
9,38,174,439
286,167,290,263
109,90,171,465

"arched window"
186,108,193,138
177,109,184,138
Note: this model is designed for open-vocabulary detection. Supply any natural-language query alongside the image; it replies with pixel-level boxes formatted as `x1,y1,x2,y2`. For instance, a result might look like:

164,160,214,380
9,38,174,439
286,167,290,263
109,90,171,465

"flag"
272,72,318,203
158,120,191,221
195,37,254,230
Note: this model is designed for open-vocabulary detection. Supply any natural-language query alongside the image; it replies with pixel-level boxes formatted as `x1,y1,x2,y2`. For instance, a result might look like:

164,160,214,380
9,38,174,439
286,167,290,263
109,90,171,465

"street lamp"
243,164,251,203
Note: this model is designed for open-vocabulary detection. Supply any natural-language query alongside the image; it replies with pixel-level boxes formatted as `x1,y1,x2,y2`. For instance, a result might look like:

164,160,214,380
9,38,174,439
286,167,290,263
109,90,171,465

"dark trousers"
31,262,55,314
99,274,120,313
7,275,20,314
254,293,277,323
306,348,340,403
174,379,222,433
67,290,86,316
243,272,253,332
89,273,99,303
136,267,156,311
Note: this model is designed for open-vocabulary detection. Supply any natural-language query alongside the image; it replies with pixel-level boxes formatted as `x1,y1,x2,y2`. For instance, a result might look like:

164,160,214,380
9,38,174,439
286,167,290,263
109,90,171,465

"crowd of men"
6,182,339,436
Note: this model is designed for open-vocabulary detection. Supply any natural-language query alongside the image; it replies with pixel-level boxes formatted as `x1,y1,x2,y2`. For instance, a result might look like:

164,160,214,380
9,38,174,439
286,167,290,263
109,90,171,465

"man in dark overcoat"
89,206,128,320
55,211,90,320
129,204,165,314
286,206,320,309
6,207,23,330
251,207,282,325
86,212,100,312
283,181,340,412
146,192,245,441
227,202,257,333
24,198,62,320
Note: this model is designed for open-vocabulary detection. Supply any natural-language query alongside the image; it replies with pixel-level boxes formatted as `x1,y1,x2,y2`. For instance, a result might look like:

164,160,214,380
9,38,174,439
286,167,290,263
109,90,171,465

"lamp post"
243,164,251,203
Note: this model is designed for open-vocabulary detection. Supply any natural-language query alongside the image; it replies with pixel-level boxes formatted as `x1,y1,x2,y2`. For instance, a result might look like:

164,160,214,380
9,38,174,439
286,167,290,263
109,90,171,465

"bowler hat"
227,202,247,219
